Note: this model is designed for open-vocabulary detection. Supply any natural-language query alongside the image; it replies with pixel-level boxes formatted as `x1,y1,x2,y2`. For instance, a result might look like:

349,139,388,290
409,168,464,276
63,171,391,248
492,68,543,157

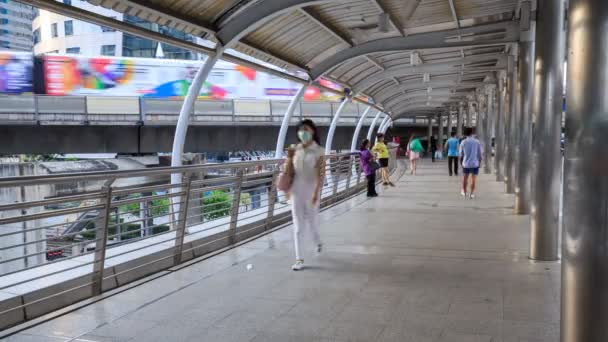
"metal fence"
0,150,399,330
0,95,398,126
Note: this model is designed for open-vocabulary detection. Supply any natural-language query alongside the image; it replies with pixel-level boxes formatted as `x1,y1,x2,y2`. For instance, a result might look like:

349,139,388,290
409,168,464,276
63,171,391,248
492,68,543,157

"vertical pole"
228,169,244,244
505,49,519,194
92,179,115,296
344,156,354,195
34,95,40,124
529,0,565,261
495,74,507,181
562,0,608,340
265,170,279,230
447,108,453,137
367,112,383,141
437,114,444,158
483,87,494,174
275,85,307,158
457,102,464,137
83,96,89,125
351,107,372,151
515,21,536,215
138,96,146,124
325,98,349,155
427,117,433,153
466,101,473,127
173,172,192,265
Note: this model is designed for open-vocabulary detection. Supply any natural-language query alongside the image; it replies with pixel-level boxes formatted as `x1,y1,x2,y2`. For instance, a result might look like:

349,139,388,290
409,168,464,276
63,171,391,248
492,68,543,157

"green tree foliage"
202,190,232,221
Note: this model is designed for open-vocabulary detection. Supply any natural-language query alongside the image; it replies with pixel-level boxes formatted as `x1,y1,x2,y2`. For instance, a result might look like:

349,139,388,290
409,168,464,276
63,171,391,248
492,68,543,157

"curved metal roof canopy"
26,0,521,118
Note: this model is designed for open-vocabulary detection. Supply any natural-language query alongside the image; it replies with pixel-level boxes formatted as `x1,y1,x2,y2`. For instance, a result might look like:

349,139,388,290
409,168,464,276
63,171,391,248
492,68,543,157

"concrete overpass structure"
0,96,428,153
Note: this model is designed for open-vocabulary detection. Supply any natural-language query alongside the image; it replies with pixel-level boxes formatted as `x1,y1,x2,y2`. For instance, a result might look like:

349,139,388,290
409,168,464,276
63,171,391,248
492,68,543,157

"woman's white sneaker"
292,260,304,271
460,190,467,197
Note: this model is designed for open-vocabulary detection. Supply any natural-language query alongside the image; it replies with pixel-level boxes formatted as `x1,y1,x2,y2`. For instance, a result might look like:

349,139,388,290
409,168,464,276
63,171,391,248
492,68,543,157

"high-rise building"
0,0,35,51
32,0,198,59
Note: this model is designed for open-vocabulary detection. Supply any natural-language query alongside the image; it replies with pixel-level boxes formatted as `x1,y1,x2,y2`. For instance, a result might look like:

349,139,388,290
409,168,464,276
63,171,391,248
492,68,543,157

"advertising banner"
0,51,33,94
43,55,228,99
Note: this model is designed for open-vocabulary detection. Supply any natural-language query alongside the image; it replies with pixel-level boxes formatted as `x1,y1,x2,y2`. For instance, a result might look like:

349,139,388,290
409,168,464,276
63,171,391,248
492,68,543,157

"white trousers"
291,178,321,261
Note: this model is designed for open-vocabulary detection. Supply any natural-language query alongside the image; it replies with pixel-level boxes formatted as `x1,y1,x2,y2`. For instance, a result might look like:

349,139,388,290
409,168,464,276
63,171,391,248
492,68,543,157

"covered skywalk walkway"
3,162,560,342
3,0,608,340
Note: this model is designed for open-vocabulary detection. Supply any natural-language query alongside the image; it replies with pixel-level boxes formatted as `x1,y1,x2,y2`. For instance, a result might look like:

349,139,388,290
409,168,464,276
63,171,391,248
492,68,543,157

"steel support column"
529,0,565,261
561,0,608,340
325,98,350,155
351,108,373,151
367,111,383,141
275,85,307,158
457,102,464,137
467,101,473,127
170,48,223,221
495,74,507,181
437,114,444,157
447,108,454,137
427,117,433,154
484,87,495,174
514,31,536,215
505,50,519,194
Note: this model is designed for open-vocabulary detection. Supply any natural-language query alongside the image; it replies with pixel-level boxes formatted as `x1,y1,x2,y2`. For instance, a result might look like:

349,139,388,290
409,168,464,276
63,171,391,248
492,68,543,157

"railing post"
354,155,362,189
229,169,244,244
34,95,40,125
173,172,193,265
268,99,273,122
331,158,339,199
91,179,115,296
265,170,279,230
83,96,90,125
344,156,354,195
138,97,146,125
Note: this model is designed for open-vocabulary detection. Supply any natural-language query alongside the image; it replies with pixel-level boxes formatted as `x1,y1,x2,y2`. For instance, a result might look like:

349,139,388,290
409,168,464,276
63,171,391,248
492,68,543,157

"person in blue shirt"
460,127,483,199
444,132,460,176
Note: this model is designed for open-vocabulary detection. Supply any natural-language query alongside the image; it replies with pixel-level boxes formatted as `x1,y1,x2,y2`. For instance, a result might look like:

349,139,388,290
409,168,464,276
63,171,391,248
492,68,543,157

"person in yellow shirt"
372,133,395,187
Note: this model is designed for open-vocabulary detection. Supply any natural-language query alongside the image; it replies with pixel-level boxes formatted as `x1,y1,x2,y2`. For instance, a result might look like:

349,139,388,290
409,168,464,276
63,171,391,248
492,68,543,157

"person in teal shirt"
445,132,460,176
407,135,424,175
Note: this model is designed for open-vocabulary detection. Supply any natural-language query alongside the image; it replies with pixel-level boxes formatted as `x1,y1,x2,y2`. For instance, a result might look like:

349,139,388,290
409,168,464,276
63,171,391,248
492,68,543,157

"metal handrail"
0,149,399,330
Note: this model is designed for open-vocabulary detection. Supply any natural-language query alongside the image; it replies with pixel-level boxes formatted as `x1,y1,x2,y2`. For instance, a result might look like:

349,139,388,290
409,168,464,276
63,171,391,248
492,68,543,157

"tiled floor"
4,161,561,342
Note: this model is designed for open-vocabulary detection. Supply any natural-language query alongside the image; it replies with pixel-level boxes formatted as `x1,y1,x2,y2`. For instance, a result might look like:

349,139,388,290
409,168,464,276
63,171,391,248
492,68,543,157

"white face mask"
298,130,313,143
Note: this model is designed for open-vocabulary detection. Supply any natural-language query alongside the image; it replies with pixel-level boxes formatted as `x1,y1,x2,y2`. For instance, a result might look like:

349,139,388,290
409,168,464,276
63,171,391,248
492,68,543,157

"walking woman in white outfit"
285,119,325,271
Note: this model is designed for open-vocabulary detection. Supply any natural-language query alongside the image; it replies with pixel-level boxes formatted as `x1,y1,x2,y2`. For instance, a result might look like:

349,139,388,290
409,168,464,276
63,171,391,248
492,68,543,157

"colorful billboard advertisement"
263,86,342,102
0,51,33,94
43,55,228,99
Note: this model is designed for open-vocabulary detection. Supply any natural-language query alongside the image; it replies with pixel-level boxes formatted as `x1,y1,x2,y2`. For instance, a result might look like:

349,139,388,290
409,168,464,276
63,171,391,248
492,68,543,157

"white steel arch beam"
383,89,465,107
325,98,350,155
351,108,373,152
216,0,327,47
367,112,384,141
375,81,493,104
377,117,390,136
386,93,468,110
354,54,507,93
309,21,520,80
275,85,308,158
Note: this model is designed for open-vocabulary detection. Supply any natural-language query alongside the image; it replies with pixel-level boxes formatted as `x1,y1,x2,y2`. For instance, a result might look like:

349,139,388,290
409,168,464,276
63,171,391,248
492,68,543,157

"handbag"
370,161,381,172
277,164,294,192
